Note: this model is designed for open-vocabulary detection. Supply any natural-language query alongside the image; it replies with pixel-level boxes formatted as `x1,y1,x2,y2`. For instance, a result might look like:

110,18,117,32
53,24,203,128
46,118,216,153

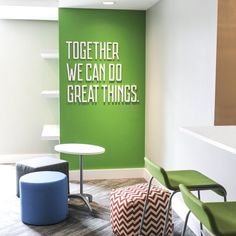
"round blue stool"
20,171,68,225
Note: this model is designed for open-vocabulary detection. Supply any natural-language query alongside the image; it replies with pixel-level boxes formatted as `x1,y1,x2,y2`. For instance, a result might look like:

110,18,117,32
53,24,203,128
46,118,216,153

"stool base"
69,193,93,212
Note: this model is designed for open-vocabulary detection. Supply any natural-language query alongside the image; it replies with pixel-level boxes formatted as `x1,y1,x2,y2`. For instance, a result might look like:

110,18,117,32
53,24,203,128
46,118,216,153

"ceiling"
59,0,160,10
0,0,160,10
0,0,160,20
0,0,58,7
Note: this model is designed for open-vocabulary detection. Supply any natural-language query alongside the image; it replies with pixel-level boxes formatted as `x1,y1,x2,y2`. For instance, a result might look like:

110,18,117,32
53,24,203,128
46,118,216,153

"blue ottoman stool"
20,171,68,225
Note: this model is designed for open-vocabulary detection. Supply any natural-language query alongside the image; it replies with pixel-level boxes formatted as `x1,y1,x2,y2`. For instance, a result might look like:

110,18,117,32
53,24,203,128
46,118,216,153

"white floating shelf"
41,125,59,141
41,90,59,98
41,50,59,59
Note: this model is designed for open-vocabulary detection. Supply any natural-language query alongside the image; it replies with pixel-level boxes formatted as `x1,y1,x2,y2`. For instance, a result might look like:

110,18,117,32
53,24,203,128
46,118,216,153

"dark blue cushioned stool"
20,171,68,225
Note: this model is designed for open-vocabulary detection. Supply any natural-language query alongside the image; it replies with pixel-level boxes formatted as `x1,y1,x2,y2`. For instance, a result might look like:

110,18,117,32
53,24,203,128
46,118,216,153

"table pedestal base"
54,144,105,213
69,193,93,212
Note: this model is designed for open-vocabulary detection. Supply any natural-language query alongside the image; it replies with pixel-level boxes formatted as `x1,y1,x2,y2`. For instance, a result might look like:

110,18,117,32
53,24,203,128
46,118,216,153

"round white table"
54,143,105,212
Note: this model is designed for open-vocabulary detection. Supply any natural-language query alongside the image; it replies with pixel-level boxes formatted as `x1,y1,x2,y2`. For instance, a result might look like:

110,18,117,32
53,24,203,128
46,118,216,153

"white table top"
54,143,105,155
180,126,236,155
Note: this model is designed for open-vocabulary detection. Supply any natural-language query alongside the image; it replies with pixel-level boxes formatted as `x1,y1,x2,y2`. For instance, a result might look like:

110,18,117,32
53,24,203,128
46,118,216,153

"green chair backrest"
179,184,218,234
144,157,171,188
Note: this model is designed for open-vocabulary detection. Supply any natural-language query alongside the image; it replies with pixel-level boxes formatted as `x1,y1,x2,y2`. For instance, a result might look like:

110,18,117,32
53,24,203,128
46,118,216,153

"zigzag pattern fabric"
110,183,173,236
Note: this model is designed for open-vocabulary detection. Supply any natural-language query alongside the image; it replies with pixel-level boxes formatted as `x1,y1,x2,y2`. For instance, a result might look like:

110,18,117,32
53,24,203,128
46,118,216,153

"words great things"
65,41,139,104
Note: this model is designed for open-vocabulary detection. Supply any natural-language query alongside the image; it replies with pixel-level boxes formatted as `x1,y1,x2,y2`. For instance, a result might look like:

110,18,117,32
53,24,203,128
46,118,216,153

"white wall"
0,20,58,162
145,0,236,235
146,0,218,168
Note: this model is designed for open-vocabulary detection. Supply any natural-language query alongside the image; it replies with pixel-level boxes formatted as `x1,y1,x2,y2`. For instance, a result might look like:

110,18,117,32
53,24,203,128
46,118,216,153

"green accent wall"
59,8,145,170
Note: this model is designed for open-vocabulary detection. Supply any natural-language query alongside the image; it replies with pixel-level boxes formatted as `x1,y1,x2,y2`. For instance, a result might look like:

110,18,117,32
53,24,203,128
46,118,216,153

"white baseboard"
0,154,59,163
69,168,144,181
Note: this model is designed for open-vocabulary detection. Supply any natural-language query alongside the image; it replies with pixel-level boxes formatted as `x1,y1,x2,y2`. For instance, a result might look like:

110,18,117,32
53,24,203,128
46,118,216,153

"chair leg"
139,177,153,236
197,190,203,236
221,187,227,202
162,190,178,236
181,210,191,236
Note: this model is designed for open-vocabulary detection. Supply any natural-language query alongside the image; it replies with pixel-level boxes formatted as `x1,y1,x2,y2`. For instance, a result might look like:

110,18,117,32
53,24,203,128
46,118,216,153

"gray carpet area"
0,164,195,236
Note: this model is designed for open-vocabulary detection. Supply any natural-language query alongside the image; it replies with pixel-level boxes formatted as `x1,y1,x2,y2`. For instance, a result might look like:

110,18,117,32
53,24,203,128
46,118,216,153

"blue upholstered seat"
20,171,68,225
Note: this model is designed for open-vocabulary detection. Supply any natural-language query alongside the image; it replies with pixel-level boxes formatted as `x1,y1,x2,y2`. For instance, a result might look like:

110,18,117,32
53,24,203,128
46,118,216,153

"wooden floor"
0,164,195,236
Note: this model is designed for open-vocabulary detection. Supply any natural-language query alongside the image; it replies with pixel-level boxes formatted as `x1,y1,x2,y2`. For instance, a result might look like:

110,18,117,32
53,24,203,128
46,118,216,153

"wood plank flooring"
0,164,195,236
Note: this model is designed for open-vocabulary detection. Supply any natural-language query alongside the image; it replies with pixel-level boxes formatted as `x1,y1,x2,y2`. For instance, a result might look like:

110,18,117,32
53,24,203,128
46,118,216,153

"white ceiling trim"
0,0,160,20
0,6,58,20
0,0,58,7
59,0,160,10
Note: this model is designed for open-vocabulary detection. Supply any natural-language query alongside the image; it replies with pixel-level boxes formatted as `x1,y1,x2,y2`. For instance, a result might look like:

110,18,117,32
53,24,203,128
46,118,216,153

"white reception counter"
180,126,236,155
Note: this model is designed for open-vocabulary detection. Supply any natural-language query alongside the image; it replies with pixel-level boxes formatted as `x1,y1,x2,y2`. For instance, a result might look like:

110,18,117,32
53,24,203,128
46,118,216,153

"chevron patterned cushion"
110,183,173,236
